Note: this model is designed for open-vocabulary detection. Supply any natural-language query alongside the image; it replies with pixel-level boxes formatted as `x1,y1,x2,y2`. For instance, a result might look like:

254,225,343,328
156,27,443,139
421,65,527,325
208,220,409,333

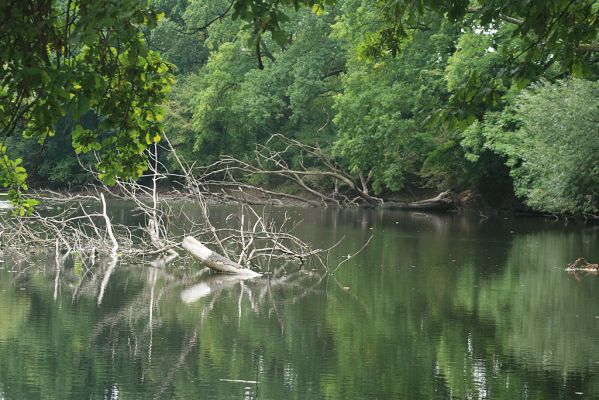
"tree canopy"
2,0,599,214
0,0,173,211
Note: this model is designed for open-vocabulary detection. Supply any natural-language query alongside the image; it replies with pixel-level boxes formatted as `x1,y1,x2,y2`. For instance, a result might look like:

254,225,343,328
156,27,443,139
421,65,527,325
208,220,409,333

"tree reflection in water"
0,209,599,399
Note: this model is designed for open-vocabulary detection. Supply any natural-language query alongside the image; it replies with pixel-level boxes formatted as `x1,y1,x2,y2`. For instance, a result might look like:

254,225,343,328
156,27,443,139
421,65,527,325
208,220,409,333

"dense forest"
1,0,598,214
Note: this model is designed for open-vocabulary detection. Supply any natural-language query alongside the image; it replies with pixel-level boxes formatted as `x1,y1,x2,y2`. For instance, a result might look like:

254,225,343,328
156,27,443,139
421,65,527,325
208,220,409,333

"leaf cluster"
0,0,173,205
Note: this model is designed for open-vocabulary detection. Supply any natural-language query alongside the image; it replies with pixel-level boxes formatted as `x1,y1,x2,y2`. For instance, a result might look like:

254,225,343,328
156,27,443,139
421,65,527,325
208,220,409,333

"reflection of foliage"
474,233,599,373
1,210,599,399
0,284,31,342
322,213,599,398
433,230,599,398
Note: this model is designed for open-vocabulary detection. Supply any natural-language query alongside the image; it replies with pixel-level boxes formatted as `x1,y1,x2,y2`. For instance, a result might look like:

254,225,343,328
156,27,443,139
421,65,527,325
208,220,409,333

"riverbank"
16,182,598,222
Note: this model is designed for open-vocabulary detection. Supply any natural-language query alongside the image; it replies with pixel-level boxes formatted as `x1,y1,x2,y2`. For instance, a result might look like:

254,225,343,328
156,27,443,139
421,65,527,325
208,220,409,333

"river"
0,205,598,399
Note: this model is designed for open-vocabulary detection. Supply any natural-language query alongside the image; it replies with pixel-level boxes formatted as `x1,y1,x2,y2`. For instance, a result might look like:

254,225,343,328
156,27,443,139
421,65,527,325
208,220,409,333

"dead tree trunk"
182,236,261,277
382,191,458,212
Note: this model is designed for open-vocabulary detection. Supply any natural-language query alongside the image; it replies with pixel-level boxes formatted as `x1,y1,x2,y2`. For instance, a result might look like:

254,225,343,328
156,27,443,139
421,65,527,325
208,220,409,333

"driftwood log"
382,191,457,211
182,236,261,277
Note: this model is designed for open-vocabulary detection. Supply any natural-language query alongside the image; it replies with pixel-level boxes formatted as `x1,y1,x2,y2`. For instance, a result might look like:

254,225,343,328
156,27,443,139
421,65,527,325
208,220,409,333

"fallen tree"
197,134,383,206
184,135,463,211
0,137,343,279
381,191,458,212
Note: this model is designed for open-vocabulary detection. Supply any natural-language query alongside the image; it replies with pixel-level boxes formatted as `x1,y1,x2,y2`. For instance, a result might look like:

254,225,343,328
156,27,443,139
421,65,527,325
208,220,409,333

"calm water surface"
1,206,599,399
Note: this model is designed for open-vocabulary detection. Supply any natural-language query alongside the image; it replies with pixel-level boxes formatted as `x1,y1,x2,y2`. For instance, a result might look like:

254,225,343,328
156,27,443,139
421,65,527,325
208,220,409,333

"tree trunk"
182,236,261,277
382,191,458,211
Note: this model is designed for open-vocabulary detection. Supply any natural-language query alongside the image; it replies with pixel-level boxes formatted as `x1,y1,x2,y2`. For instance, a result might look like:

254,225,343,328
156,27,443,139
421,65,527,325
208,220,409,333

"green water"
1,207,599,399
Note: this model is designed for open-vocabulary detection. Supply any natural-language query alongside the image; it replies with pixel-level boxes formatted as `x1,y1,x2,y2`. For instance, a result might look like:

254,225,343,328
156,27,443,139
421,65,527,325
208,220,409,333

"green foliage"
228,0,335,42
163,3,342,168
421,139,472,190
216,0,599,77
188,41,255,161
0,146,38,214
333,4,457,193
157,0,598,211
5,115,97,187
0,0,173,204
444,31,511,120
480,79,599,214
360,0,599,75
3,0,599,214
150,0,212,74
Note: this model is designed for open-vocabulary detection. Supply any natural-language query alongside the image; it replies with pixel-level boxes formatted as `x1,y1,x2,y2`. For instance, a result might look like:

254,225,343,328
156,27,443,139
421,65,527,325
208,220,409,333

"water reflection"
0,208,598,399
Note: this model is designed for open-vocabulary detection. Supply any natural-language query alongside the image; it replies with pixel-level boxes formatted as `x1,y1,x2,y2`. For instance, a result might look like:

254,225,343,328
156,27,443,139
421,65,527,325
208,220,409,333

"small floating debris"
566,258,599,273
